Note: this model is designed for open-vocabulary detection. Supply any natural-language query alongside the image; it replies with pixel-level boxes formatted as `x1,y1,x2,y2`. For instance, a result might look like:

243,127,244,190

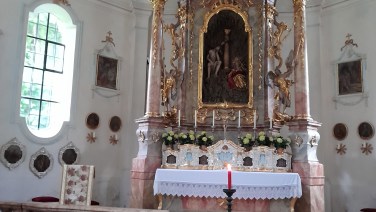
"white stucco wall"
0,0,150,207
319,0,376,211
2,0,376,211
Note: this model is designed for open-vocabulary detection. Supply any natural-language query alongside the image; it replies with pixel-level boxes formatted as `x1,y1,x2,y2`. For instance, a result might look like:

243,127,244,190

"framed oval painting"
333,123,348,141
109,116,122,132
358,122,374,140
86,112,100,130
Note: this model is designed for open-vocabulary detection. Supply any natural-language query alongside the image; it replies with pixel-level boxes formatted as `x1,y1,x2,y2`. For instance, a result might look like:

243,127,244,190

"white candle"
269,117,272,129
238,110,241,128
253,110,256,129
362,142,366,148
115,134,118,140
337,144,340,149
194,110,197,128
92,131,96,138
178,110,181,127
212,110,215,127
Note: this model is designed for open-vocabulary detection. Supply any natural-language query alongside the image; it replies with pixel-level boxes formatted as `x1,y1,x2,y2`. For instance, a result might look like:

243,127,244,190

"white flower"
174,134,178,139
189,134,195,140
202,137,207,142
277,138,283,143
182,134,187,139
162,133,168,138
167,136,172,141
259,135,265,141
189,130,194,135
246,133,252,139
259,131,265,136
201,131,206,135
209,136,214,140
243,138,249,144
168,131,174,136
269,136,273,141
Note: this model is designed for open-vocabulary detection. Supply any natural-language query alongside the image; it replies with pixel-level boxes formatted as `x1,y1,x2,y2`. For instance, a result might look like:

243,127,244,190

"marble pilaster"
288,1,324,211
145,0,166,117
130,117,165,209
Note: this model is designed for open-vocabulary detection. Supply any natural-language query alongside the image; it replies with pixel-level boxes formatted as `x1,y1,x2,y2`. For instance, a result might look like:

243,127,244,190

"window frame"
14,1,82,144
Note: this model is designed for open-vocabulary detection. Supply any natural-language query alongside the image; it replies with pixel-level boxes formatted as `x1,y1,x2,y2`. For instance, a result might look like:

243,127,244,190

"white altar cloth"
154,169,302,200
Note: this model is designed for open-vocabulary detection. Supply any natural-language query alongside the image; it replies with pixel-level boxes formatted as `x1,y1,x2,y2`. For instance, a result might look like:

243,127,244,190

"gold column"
145,0,167,117
293,0,311,120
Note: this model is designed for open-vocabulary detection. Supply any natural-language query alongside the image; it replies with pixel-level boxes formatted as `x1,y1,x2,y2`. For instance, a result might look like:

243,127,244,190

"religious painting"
109,116,122,132
198,6,253,109
86,112,99,130
333,123,347,141
337,59,362,96
358,122,374,140
96,55,118,90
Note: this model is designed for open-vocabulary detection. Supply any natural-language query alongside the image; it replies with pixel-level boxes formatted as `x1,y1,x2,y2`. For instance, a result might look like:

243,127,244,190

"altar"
154,169,301,211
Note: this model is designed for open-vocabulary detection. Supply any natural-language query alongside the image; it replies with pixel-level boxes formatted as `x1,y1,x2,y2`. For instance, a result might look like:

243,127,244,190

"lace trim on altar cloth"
155,182,301,200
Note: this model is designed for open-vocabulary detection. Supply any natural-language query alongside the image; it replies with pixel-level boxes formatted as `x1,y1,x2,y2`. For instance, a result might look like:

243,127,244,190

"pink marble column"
287,1,324,211
145,0,166,117
293,0,311,120
264,3,277,124
130,0,166,209
130,117,165,209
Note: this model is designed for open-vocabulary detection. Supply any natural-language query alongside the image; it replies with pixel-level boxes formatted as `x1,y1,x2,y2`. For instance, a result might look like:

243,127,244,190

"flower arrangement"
161,131,178,146
255,131,272,146
272,133,291,149
178,130,195,145
239,133,255,149
196,131,214,147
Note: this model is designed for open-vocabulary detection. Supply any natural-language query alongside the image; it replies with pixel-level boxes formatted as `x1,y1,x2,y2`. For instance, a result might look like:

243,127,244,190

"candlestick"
212,110,215,128
194,110,197,128
223,188,236,212
238,110,241,128
227,164,232,190
253,110,256,129
178,110,181,127
269,117,272,129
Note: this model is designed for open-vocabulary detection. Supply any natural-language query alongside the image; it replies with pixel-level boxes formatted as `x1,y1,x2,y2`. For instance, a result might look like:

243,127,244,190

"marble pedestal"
293,162,325,212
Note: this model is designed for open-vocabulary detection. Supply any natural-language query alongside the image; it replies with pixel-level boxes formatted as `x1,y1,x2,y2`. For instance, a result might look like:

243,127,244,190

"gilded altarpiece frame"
198,5,253,120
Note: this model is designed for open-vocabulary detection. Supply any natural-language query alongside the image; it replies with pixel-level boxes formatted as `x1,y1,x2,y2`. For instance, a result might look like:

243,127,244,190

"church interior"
1,0,376,212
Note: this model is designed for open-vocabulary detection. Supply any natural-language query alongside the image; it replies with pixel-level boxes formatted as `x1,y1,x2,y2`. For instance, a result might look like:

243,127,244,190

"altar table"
153,169,302,211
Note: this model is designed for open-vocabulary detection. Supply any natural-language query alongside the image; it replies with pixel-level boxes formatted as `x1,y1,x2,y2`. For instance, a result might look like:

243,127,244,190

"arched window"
18,2,80,141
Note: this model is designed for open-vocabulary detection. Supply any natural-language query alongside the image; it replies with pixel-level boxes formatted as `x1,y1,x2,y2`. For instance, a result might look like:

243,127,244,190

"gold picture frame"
198,4,253,111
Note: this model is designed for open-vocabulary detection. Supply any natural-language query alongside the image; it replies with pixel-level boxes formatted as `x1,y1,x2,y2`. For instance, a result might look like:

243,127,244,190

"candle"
212,110,215,127
269,117,272,129
178,110,181,127
362,142,366,148
238,110,241,128
92,131,96,138
337,144,340,149
227,164,232,189
194,110,197,128
115,134,118,140
253,110,256,129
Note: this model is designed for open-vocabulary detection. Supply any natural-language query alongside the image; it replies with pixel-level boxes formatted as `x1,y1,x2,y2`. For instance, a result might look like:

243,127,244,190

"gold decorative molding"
336,143,346,155
361,143,373,155
101,31,115,47
292,134,303,147
137,131,145,143
256,2,264,90
293,0,306,73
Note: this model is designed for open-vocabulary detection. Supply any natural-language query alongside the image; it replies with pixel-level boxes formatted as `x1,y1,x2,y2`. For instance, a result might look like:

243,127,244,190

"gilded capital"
293,0,306,8
150,0,167,9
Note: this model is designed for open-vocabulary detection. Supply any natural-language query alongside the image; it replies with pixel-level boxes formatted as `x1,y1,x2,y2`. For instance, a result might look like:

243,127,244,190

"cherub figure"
267,50,295,114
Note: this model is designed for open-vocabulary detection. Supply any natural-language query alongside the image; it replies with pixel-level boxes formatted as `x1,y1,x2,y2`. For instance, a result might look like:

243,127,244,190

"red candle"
227,164,232,189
